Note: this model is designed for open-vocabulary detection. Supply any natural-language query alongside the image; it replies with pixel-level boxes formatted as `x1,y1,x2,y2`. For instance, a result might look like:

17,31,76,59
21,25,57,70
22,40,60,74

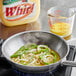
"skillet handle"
61,46,76,67
61,60,76,67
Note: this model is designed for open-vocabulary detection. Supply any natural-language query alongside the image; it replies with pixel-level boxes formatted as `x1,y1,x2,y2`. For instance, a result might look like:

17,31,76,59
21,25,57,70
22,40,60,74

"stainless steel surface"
1,31,69,73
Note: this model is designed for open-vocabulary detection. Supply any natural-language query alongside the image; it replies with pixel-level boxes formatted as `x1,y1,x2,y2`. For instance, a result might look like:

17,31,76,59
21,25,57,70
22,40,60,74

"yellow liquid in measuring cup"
50,22,71,36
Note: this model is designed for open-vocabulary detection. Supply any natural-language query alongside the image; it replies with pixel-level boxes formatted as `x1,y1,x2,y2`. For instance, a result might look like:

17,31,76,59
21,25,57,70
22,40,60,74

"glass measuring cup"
47,6,76,40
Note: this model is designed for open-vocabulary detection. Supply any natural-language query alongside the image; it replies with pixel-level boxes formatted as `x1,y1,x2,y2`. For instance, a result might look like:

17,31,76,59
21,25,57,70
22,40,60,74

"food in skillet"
11,44,60,66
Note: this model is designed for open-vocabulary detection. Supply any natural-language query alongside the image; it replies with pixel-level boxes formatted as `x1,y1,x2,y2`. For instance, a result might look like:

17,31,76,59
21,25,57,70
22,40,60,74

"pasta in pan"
11,44,60,66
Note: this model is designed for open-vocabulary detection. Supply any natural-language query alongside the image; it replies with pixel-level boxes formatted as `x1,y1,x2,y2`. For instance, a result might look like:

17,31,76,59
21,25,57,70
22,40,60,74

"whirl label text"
6,3,34,17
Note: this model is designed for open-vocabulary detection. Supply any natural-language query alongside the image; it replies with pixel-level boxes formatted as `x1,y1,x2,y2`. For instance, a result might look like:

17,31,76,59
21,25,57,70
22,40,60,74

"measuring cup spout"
70,7,76,15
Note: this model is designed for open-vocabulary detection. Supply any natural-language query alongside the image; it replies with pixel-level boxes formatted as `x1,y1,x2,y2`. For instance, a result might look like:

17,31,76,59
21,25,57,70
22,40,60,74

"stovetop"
71,55,76,76
0,45,76,76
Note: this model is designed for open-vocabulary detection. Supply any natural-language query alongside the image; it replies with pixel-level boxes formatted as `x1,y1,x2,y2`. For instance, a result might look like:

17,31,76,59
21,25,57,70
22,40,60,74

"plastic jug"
0,0,40,26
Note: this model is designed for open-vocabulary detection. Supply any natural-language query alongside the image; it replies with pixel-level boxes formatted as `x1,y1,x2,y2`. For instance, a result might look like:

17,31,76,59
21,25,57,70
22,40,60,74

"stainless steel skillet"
0,31,76,73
